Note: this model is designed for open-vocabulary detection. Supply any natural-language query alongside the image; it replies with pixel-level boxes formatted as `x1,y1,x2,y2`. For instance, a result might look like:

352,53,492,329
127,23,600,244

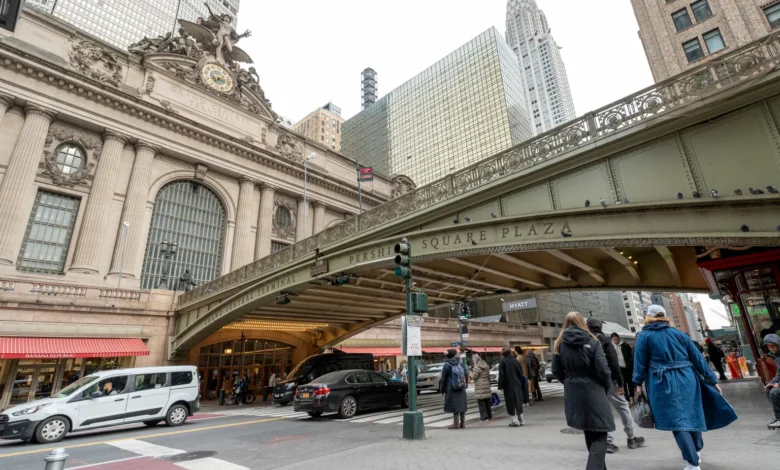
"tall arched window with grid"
140,181,226,290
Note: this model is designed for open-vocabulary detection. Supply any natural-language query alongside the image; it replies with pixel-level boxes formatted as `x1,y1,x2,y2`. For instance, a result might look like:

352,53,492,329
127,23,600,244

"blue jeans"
673,431,703,466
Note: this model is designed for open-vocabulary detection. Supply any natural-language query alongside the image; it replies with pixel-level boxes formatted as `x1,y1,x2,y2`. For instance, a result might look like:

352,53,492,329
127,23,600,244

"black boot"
627,437,645,449
448,414,459,430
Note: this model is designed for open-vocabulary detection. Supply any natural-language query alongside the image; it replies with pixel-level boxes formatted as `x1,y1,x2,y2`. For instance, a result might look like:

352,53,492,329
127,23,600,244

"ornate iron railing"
178,30,780,307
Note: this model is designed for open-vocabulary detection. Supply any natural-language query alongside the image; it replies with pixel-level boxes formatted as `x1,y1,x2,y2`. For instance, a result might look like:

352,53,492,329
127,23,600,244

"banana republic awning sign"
0,0,25,32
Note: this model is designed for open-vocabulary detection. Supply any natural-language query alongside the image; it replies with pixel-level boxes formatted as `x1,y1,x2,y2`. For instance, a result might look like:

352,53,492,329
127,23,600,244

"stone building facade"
0,9,398,409
631,0,780,82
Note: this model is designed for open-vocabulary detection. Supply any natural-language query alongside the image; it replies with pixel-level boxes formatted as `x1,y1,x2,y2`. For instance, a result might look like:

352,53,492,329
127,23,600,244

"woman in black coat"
552,312,615,470
439,349,468,429
498,346,526,427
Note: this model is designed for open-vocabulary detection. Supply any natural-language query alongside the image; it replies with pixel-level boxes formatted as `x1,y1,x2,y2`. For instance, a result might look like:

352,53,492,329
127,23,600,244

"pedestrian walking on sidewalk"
763,334,780,430
552,312,615,470
439,349,468,429
471,353,493,421
514,346,531,407
705,338,727,381
588,318,646,453
526,349,543,402
611,333,635,402
634,305,736,470
499,346,526,427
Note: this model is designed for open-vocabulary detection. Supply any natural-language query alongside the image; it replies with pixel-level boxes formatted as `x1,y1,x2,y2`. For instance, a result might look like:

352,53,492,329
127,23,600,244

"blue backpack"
449,363,466,391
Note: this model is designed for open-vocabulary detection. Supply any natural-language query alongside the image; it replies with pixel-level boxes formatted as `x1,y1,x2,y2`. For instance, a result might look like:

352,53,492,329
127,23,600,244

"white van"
0,365,200,444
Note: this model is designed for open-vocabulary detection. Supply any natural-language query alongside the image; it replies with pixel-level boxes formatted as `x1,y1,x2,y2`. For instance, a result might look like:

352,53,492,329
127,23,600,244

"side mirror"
90,391,103,399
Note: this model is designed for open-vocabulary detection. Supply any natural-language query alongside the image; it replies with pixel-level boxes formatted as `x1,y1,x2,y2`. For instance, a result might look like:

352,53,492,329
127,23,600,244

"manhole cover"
164,451,218,462
560,428,583,435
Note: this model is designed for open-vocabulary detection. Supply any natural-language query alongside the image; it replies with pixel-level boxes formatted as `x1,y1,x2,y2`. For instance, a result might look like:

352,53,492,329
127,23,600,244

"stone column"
108,142,158,279
70,130,128,274
254,184,276,259
0,95,14,126
313,202,326,235
0,104,56,266
230,177,256,270
295,196,308,241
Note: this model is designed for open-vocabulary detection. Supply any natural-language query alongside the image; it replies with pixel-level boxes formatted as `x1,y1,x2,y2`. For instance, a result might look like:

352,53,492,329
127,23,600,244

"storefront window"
82,357,124,376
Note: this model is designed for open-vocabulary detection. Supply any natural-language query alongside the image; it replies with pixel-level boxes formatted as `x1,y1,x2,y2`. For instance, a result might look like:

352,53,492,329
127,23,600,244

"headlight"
12,404,51,416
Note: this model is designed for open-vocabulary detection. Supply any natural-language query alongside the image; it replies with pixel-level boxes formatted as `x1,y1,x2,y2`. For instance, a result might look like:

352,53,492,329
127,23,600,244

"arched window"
141,181,226,290
53,144,85,175
275,206,292,229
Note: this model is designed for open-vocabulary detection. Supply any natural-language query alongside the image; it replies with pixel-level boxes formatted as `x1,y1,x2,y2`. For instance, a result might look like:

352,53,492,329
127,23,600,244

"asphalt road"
0,412,403,469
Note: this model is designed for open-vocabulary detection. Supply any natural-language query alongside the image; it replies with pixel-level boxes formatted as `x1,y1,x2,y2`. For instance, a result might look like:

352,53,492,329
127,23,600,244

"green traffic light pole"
395,239,425,440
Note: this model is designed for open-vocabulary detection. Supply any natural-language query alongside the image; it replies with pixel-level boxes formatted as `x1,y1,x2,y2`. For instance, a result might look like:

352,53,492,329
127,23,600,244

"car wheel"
143,420,161,427
307,412,322,418
34,416,70,444
166,404,188,427
338,395,358,419
402,392,409,408
546,378,552,383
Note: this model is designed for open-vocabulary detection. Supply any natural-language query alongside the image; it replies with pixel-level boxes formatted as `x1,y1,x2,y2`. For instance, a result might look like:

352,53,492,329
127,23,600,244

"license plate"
301,392,310,399
274,394,281,398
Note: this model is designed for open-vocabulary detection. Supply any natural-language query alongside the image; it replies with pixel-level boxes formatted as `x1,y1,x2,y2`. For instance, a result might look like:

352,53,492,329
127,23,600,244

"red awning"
0,337,150,359
422,346,504,354
337,347,402,356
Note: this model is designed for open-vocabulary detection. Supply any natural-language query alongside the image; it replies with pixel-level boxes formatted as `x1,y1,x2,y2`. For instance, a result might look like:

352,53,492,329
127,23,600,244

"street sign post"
394,238,425,440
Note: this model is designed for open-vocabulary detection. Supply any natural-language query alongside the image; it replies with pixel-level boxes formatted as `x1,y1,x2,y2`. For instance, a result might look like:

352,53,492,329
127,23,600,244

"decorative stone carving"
69,40,123,87
160,61,197,81
272,197,296,240
260,126,267,145
275,133,303,163
40,122,103,188
160,100,179,115
391,175,416,199
194,164,208,180
242,136,254,145
137,72,156,97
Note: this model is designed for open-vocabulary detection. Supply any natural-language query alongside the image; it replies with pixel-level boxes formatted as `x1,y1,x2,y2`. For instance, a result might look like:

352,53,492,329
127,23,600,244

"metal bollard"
218,389,225,406
43,448,68,470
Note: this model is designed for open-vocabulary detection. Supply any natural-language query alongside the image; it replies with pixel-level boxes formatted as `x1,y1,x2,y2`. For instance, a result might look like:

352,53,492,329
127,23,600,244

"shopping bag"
631,392,655,429
490,392,501,407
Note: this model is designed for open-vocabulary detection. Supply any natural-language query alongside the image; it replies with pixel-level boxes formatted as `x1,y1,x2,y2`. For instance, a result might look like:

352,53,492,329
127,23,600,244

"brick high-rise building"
293,103,345,153
630,0,780,82
665,293,692,335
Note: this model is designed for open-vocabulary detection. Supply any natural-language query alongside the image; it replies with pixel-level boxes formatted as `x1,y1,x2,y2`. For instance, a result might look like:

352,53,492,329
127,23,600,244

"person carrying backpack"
439,348,468,429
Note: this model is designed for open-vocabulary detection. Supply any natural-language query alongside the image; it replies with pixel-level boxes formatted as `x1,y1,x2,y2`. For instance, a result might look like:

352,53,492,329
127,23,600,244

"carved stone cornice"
103,129,130,145
24,104,56,122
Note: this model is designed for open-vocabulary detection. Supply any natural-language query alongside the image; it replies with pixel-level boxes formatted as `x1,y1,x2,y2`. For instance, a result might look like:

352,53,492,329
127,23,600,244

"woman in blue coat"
633,305,735,470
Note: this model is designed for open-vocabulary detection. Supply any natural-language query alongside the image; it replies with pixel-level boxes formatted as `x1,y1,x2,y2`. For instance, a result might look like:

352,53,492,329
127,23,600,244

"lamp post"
303,153,316,238
156,240,179,289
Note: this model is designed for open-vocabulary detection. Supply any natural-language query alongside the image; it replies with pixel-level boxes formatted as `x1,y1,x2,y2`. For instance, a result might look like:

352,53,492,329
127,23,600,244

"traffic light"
394,239,411,278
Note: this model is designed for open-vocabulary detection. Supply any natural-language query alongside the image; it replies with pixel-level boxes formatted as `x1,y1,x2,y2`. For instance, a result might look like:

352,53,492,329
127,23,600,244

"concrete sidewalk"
274,379,776,470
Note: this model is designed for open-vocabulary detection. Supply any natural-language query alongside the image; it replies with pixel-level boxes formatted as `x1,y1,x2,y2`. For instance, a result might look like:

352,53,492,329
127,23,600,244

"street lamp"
303,153,316,238
156,240,179,289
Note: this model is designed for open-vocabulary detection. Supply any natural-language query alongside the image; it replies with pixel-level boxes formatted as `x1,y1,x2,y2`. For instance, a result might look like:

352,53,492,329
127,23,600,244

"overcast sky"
237,0,654,122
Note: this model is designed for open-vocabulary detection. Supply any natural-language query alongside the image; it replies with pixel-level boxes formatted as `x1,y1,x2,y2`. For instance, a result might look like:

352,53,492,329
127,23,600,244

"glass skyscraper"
342,27,533,187
26,0,239,49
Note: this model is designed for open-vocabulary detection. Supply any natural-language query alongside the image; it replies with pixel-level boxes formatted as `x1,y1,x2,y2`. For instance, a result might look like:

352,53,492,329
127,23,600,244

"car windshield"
52,376,98,398
421,365,442,373
286,357,314,380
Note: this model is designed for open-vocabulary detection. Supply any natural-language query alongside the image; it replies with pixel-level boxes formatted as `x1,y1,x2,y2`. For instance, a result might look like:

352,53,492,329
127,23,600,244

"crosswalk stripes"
213,382,565,427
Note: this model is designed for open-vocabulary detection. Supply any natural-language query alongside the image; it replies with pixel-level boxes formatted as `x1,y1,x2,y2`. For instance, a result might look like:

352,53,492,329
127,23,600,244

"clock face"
201,63,234,93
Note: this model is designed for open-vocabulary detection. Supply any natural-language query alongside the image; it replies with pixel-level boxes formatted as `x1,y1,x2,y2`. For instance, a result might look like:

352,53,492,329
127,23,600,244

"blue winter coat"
633,321,734,432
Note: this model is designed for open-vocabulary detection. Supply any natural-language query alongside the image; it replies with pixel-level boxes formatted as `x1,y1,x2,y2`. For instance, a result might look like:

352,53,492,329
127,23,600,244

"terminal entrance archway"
197,339,294,399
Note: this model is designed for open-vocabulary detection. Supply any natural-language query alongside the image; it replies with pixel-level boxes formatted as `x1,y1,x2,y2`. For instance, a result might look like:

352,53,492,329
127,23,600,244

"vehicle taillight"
295,388,300,398
313,387,330,397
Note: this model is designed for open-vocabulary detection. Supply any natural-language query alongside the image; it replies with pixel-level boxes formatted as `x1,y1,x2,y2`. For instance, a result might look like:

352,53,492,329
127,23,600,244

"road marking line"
175,456,249,470
67,456,148,469
0,417,285,459
108,439,186,457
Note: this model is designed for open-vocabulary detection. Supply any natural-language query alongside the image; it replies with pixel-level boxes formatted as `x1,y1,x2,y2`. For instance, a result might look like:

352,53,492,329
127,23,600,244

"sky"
237,0,654,123
696,294,732,330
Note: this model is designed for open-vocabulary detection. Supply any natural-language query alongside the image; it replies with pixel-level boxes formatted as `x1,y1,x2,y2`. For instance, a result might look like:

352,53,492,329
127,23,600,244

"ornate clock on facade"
200,62,235,94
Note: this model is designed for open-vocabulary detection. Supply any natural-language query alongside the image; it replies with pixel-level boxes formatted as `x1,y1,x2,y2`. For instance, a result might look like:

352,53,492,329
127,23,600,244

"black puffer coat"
439,357,468,413
552,327,615,433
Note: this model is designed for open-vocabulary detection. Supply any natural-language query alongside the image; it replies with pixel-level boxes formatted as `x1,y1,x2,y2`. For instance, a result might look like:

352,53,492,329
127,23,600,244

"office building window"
703,29,725,54
683,38,704,62
765,3,780,28
140,181,226,290
691,0,713,22
17,190,80,274
672,8,692,31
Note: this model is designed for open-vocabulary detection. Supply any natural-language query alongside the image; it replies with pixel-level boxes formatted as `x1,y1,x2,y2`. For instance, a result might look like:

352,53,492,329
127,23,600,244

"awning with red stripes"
421,346,505,354
0,337,150,359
